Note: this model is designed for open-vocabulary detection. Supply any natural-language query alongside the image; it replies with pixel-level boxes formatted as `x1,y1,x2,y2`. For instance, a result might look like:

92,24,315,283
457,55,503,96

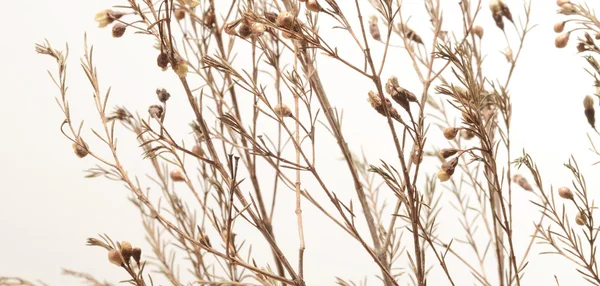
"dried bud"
512,174,533,191
558,3,577,15
174,9,186,21
554,21,565,33
576,211,587,226
132,247,142,264
192,145,204,157
443,127,459,140
251,22,266,35
385,76,417,112
439,148,459,159
502,47,513,62
148,104,164,119
95,10,123,28
411,148,423,164
183,0,199,8
72,141,89,158
112,23,126,38
461,129,475,140
306,0,322,12
367,90,402,122
584,95,596,128
114,108,129,121
557,0,571,6
555,32,571,48
438,157,459,182
157,52,169,71
277,11,295,29
490,1,504,30
173,58,188,78
238,23,253,39
558,186,574,200
473,25,484,39
225,19,241,35
108,249,124,266
204,10,216,28
398,24,423,45
577,42,587,53
199,233,211,247
170,170,185,182
274,104,292,118
369,15,381,41
156,88,171,102
120,241,133,262
500,1,513,23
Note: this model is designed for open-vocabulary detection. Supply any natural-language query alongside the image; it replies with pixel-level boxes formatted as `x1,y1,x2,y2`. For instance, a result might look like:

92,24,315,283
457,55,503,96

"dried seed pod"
438,157,459,182
558,186,574,200
512,174,533,191
473,25,484,39
192,145,204,157
112,23,126,38
225,19,242,35
490,1,505,30
461,129,475,140
157,52,169,71
238,23,253,39
120,241,133,262
174,9,186,21
306,0,322,12
385,76,417,112
132,247,142,264
503,47,513,62
411,148,423,164
398,24,423,45
251,22,266,35
156,88,171,102
108,249,124,267
170,170,185,182
95,10,124,28
172,58,188,78
274,104,292,117
558,4,577,15
576,211,587,226
204,10,216,28
557,0,571,6
264,12,278,23
577,42,587,53
554,21,565,33
443,127,459,140
439,148,459,159
369,15,381,41
277,11,295,29
72,141,89,158
584,95,596,128
555,32,571,48
500,1,513,23
367,90,402,122
148,104,164,119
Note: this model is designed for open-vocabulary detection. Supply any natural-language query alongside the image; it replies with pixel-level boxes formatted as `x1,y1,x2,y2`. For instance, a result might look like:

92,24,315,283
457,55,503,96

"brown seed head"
490,1,504,30
398,24,423,45
120,241,133,262
473,25,484,39
277,11,295,29
461,129,475,140
438,157,459,182
170,170,185,182
557,0,571,6
576,211,587,226
558,186,574,200
443,127,459,140
306,0,322,12
95,10,124,28
558,3,577,15
500,1,513,23
274,104,292,118
132,247,142,264
148,104,164,119
584,96,596,128
584,95,595,109
251,22,266,35
555,32,571,48
512,174,533,191
411,148,423,164
156,88,171,102
238,23,253,39
369,15,381,41
367,91,401,121
73,141,89,158
157,52,169,71
174,9,186,21
192,145,204,157
108,249,124,267
112,23,126,38
554,21,565,33
225,19,241,35
439,148,459,159
172,58,188,78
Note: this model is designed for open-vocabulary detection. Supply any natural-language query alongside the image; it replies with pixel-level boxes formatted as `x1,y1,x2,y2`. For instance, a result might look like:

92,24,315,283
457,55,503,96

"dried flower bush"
12,0,600,285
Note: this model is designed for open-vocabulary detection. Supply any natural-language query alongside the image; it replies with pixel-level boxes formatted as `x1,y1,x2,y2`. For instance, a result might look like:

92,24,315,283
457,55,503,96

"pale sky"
2,0,600,285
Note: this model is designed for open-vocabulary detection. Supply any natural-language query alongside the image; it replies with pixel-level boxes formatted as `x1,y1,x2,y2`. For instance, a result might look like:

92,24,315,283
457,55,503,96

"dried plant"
15,0,600,285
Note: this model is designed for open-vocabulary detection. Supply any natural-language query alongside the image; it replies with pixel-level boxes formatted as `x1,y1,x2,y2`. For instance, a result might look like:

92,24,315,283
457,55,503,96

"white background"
1,0,599,285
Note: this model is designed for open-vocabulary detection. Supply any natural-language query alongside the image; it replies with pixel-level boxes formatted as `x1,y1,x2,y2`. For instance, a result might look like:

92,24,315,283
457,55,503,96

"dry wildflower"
512,174,533,191
554,21,565,33
72,141,89,158
437,157,459,182
473,25,484,39
238,23,253,39
148,104,164,119
367,90,401,121
157,52,169,71
439,148,459,159
584,95,595,128
306,0,322,12
274,104,292,118
385,76,417,112
369,15,381,41
411,148,423,164
251,22,266,36
132,247,141,265
120,241,133,262
277,11,295,29
156,88,170,102
192,145,204,157
172,58,188,78
183,0,199,8
576,211,587,226
114,108,129,121
502,47,513,62
112,23,126,38
95,10,123,28
461,129,475,140
558,186,574,200
174,9,186,21
443,127,459,140
108,249,124,267
555,32,571,48
558,3,577,15
170,170,185,182
398,24,423,45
